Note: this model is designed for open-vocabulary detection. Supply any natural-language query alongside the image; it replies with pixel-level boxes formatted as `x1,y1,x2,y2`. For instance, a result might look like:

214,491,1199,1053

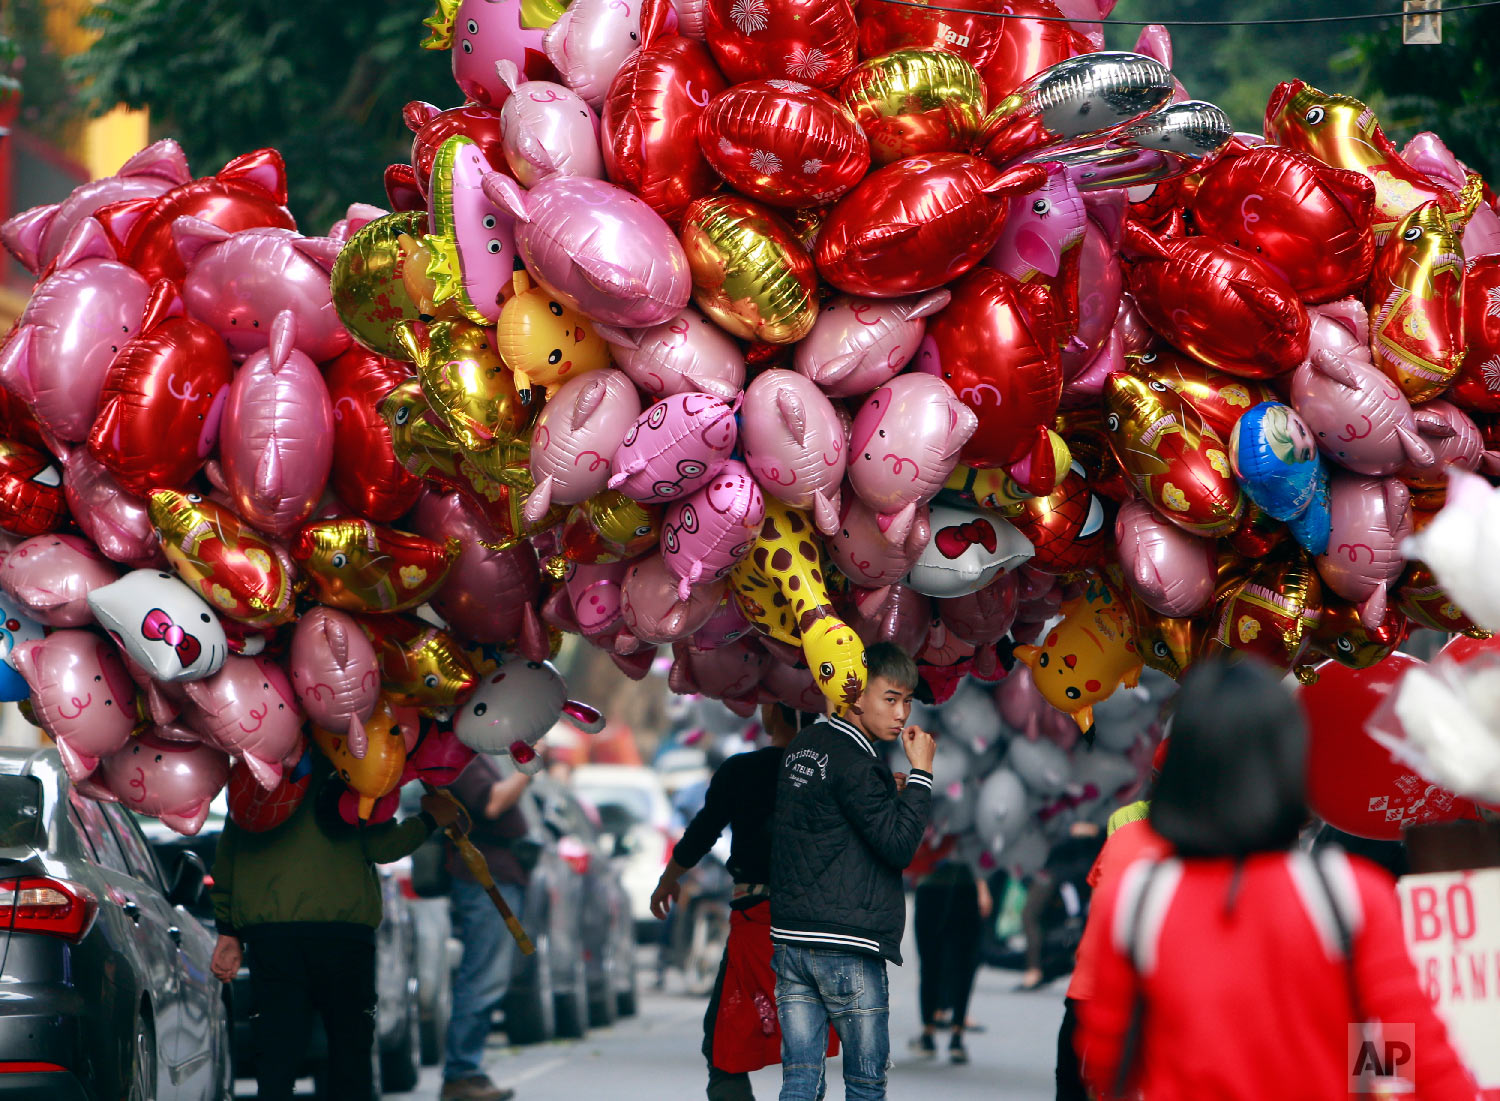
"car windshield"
572,784,654,826
0,776,42,850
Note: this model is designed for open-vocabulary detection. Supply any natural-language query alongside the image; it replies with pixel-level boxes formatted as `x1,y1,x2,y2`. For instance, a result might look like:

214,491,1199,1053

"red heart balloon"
88,283,233,495
706,0,858,89
603,34,729,226
1300,654,1482,840
698,81,870,208
324,347,426,524
93,149,295,285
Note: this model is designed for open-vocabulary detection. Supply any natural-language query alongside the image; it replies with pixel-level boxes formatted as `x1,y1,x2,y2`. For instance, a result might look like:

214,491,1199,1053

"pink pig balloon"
986,164,1087,284
849,585,932,657
0,534,119,627
760,661,828,713
594,307,745,401
0,220,150,441
620,553,726,645
609,391,740,503
662,459,765,600
1400,132,1500,259
937,571,1021,646
90,730,231,836
61,447,161,567
1058,218,1125,374
1290,301,1437,476
414,491,549,656
544,0,646,109
288,607,381,744
543,559,629,644
691,597,753,650
741,370,847,535
1403,400,1500,484
1114,497,1216,617
219,312,335,537
847,373,978,547
827,495,931,588
1,139,190,275
483,173,692,327
10,630,138,783
669,636,768,716
174,220,348,363
430,0,555,107
497,62,606,187
1316,473,1412,629
793,291,951,399
526,369,642,524
181,655,304,790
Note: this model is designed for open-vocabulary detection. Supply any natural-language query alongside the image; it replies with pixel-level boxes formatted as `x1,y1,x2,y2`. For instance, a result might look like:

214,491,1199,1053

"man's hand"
211,934,242,984
421,792,464,831
901,725,936,774
650,875,682,920
976,875,994,920
893,772,908,792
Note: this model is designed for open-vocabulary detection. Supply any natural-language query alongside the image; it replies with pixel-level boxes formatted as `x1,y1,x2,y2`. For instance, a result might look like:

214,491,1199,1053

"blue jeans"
774,944,890,1101
445,877,525,1082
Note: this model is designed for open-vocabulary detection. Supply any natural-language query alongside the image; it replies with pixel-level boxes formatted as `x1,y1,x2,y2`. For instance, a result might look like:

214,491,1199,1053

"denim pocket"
819,958,866,1007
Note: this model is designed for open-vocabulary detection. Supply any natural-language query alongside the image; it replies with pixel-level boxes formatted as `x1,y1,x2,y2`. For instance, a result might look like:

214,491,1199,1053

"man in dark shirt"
651,703,807,1101
440,754,533,1101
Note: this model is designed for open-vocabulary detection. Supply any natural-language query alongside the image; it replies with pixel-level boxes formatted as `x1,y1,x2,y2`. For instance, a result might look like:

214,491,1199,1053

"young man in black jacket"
769,643,934,1101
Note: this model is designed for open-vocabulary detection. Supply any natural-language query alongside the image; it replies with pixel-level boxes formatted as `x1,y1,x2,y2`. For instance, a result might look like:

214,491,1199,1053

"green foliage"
3,1,83,129
1344,8,1500,183
70,0,458,229
1102,0,1382,133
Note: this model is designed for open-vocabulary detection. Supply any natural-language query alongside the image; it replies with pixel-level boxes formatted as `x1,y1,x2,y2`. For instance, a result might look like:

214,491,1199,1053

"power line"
862,0,1500,26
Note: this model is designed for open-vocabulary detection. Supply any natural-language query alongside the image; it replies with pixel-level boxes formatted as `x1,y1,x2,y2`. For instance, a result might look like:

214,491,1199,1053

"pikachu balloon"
495,270,610,402
1014,576,1143,730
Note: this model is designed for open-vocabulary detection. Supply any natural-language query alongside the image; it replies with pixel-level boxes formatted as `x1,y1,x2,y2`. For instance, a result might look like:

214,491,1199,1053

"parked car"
0,747,232,1100
570,765,678,941
141,790,424,1096
533,777,639,1024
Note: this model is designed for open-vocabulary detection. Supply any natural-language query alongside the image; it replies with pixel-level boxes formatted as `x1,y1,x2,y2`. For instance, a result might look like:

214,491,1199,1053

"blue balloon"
1288,466,1332,556
1229,401,1325,522
0,593,42,702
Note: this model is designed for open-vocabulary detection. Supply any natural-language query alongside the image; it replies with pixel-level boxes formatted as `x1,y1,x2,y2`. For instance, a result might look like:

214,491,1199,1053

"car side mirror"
610,833,636,859
167,850,208,908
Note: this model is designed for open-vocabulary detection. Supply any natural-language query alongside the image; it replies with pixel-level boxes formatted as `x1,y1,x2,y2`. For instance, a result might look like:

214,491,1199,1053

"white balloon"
87,569,227,683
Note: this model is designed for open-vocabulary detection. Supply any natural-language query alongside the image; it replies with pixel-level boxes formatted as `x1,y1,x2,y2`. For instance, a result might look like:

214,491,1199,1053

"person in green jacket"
209,752,462,1101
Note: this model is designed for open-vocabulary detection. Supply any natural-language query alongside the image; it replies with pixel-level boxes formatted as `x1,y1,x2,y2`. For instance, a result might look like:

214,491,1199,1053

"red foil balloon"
698,81,870,208
855,0,1007,69
816,154,1045,297
325,347,426,524
1192,146,1376,304
1300,654,1481,841
0,441,66,537
93,149,295,285
978,0,1091,102
227,751,311,833
705,0,858,89
405,101,509,199
916,268,1062,482
87,283,233,496
1126,348,1277,441
1452,255,1500,414
1396,561,1493,638
1003,461,1110,577
1122,221,1309,379
602,33,729,227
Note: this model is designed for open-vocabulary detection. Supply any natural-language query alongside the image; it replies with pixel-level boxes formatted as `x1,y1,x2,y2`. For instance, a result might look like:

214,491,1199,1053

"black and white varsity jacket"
769,713,932,964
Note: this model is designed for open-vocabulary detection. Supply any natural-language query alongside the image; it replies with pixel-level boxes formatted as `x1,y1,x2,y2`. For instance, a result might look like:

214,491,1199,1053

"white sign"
1398,868,1500,1088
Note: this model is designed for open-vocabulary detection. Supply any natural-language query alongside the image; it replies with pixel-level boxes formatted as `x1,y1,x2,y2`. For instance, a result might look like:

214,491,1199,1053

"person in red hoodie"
1077,659,1481,1101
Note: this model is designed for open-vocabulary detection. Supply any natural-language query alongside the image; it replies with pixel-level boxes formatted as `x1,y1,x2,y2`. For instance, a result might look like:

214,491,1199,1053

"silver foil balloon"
1026,100,1235,192
977,52,1175,163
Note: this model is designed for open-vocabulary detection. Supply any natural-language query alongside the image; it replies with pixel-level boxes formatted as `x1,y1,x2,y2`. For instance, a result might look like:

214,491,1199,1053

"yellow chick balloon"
495,270,610,403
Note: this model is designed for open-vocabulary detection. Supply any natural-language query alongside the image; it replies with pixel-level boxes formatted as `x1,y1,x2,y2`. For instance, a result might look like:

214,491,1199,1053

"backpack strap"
1111,858,1172,1098
1305,848,1365,1020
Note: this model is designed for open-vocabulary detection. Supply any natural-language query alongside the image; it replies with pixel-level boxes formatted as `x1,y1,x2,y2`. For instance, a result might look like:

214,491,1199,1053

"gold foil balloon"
290,517,457,613
356,614,477,715
679,195,819,345
396,318,527,453
839,48,988,166
1125,590,1210,681
148,490,299,629
1211,552,1323,671
1365,200,1466,403
559,490,663,563
331,212,432,360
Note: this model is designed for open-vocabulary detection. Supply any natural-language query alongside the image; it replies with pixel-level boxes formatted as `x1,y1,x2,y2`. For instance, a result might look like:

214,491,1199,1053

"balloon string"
864,0,1500,26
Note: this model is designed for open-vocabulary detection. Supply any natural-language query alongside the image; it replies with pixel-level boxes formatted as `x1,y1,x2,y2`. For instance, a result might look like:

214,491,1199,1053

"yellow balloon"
396,318,527,454
840,48,988,167
680,196,819,345
495,270,611,401
330,211,431,360
312,696,408,822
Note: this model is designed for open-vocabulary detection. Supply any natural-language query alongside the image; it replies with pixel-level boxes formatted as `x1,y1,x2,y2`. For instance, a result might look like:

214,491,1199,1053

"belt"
733,883,769,901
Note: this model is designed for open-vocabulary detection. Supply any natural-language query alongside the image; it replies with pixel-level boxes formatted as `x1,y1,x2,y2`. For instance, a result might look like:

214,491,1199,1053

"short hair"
863,642,918,692
772,703,816,733
1149,658,1308,858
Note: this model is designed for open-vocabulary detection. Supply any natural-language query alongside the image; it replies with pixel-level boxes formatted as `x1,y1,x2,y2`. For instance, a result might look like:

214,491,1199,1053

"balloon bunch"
4,0,1499,835
0,144,603,835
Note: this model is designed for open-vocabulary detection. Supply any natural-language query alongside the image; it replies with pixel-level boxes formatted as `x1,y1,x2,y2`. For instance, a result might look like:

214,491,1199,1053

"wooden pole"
423,782,534,956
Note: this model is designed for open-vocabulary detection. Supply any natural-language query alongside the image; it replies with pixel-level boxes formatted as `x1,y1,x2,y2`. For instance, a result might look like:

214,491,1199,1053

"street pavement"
390,961,1064,1100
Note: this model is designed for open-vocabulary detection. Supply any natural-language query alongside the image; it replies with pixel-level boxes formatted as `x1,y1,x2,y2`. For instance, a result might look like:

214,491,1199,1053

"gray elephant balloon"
975,767,1031,850
1007,735,1074,798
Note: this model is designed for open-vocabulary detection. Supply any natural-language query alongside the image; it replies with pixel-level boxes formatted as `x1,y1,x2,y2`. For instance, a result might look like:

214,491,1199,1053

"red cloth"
1066,819,1170,1003
713,901,838,1074
1077,851,1482,1101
